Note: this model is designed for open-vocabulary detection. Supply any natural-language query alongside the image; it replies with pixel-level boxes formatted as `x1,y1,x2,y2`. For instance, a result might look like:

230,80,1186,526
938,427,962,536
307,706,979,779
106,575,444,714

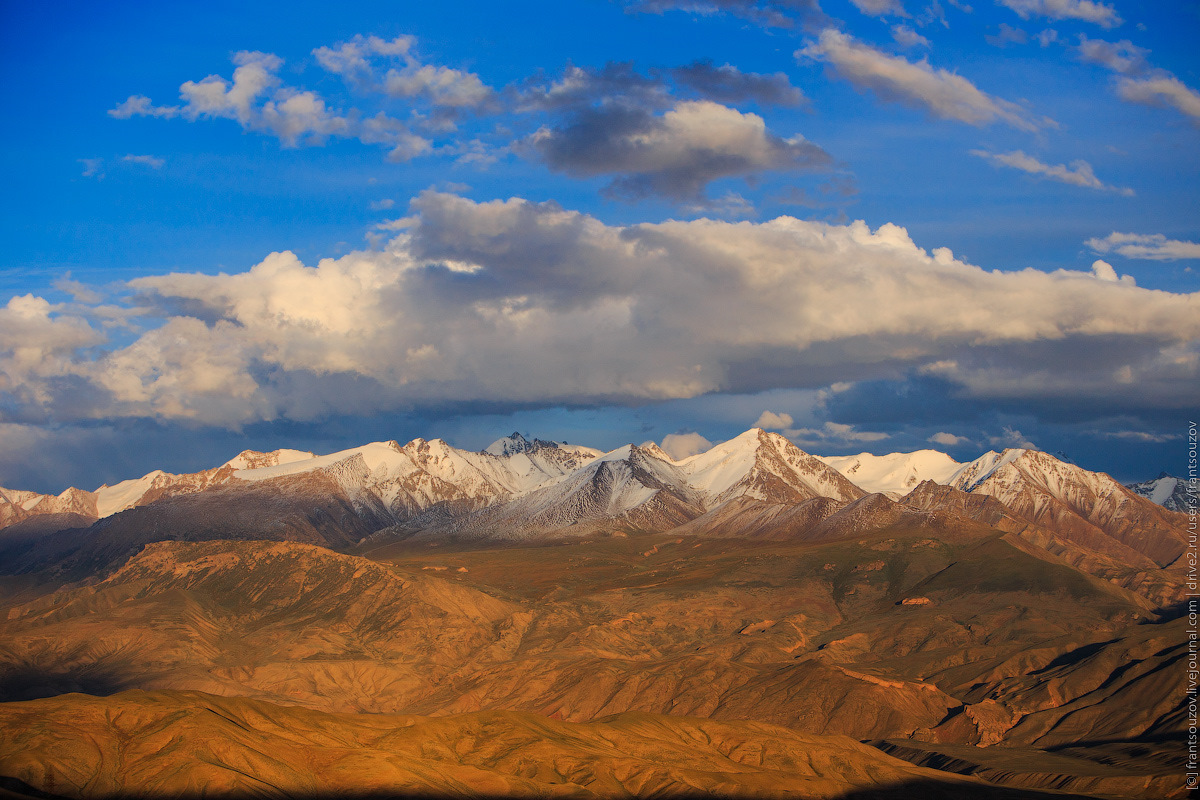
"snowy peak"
638,441,674,462
948,447,1185,568
483,432,601,462
485,432,533,457
818,450,962,499
0,484,97,524
223,448,317,471
681,428,864,507
1126,474,1190,513
445,441,702,537
946,449,1027,492
948,448,1124,502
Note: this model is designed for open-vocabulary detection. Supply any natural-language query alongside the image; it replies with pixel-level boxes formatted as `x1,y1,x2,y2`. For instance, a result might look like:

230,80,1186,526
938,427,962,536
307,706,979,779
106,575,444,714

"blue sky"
2,0,1198,492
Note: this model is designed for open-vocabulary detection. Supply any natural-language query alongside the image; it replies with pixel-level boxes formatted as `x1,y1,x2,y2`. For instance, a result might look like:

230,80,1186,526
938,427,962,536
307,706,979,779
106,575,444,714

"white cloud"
358,113,434,162
989,426,1037,449
384,64,492,108
850,0,907,16
1036,28,1059,46
314,33,493,110
313,34,415,80
986,23,1028,47
1116,75,1200,123
77,158,103,178
971,149,1132,195
1086,232,1200,261
1071,36,1200,124
108,95,179,119
798,29,1047,131
122,154,164,169
997,0,1120,28
660,431,714,459
3,192,1198,426
928,431,971,447
179,50,283,124
1090,259,1119,281
53,276,103,305
370,199,396,210
114,50,355,148
107,49,441,158
1076,36,1148,74
1094,429,1176,443
891,24,930,48
623,0,826,29
787,422,890,443
754,410,794,429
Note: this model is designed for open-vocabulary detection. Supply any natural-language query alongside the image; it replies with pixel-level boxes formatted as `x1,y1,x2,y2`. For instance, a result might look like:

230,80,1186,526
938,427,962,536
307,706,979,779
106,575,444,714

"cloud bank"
4,192,1197,430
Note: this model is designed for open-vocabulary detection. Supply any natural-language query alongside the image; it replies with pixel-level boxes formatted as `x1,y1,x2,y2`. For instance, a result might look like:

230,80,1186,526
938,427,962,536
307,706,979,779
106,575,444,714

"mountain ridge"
0,431,1189,591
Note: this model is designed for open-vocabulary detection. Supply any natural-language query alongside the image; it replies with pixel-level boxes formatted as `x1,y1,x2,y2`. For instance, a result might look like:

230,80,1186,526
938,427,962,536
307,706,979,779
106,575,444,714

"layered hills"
0,428,1191,798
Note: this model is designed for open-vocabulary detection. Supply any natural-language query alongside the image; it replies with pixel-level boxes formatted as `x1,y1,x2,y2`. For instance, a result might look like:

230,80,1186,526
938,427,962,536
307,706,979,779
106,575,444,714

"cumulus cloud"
4,192,1198,428
111,50,354,148
1089,259,1119,281
108,95,179,119
798,29,1047,130
313,34,415,81
315,33,494,111
384,64,492,108
527,100,832,201
1076,36,1148,74
660,431,714,459
997,0,1120,28
1086,232,1200,261
928,431,970,446
109,44,451,156
754,410,794,429
358,113,434,162
970,149,1133,194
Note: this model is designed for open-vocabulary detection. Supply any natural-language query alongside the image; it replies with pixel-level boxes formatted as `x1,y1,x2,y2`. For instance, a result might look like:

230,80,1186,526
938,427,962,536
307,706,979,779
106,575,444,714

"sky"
2,0,1198,493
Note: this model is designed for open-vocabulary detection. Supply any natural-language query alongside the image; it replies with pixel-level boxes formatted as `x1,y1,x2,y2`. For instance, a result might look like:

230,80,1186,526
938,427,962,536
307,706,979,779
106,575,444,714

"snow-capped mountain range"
0,429,1187,572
